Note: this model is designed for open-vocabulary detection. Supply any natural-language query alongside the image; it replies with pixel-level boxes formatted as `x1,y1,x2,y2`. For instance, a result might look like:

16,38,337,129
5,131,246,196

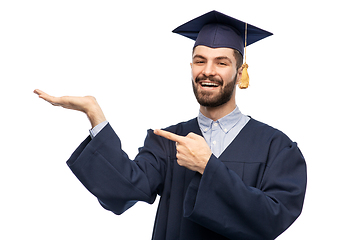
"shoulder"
244,118,294,147
239,118,304,167
248,117,290,137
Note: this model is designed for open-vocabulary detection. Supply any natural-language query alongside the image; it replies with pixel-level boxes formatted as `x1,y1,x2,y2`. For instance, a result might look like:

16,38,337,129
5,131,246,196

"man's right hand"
34,89,106,128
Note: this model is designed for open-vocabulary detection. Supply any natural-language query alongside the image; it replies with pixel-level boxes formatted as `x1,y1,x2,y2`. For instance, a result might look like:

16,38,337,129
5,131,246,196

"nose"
202,62,216,77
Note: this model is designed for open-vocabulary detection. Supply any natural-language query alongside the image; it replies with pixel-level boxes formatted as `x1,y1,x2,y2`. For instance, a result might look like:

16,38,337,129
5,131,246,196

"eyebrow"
215,56,232,63
193,54,206,60
192,54,232,63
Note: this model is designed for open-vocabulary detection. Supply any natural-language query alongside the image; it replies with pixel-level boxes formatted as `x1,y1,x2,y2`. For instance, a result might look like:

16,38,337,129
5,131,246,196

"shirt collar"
198,106,244,134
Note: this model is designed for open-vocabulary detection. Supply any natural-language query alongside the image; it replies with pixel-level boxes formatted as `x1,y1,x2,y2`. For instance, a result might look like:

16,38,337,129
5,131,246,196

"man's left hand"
154,129,212,174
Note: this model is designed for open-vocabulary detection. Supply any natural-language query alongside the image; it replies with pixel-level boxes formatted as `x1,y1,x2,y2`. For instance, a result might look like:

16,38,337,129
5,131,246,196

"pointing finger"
154,129,185,143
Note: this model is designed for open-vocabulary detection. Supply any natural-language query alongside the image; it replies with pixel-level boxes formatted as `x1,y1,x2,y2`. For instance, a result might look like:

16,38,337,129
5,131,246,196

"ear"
190,62,193,68
236,67,243,85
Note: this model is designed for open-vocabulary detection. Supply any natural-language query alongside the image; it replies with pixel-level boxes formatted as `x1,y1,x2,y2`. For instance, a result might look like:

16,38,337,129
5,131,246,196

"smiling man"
192,46,240,116
35,11,307,240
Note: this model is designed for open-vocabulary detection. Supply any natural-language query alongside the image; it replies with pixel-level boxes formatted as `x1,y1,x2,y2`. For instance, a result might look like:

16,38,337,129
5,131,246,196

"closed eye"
216,57,231,66
193,55,207,65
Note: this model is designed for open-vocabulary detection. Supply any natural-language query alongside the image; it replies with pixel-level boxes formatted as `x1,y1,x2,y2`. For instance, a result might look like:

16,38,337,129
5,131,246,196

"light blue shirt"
197,106,250,158
90,106,250,158
89,120,109,138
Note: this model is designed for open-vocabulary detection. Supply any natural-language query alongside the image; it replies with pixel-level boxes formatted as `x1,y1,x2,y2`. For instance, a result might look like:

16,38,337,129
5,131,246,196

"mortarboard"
172,10,273,88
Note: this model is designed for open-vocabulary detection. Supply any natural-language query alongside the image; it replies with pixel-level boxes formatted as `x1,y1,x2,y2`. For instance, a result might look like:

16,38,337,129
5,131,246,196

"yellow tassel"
239,63,249,89
238,22,249,89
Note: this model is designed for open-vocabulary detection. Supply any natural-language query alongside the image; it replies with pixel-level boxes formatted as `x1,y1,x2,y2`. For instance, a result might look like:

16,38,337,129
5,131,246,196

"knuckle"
187,132,199,139
187,132,195,137
176,159,183,166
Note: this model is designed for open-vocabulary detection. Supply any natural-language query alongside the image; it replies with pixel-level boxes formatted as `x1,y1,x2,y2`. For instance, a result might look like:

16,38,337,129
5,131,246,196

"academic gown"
67,117,307,240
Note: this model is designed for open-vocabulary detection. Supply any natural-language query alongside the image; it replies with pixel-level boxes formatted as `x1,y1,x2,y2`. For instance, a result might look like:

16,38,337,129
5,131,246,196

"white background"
1,0,359,239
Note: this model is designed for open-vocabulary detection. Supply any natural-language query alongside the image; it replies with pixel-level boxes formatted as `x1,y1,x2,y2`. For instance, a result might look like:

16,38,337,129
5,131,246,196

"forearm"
67,124,166,215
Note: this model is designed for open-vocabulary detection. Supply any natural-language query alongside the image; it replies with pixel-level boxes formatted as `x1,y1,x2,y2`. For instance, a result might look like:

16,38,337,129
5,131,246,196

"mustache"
195,75,223,85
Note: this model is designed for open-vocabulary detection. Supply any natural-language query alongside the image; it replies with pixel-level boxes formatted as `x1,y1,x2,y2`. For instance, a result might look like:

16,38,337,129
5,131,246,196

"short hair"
233,49,243,70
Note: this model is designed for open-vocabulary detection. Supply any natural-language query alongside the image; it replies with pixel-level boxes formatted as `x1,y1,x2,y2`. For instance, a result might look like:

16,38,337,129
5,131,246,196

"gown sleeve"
66,123,170,215
183,132,307,240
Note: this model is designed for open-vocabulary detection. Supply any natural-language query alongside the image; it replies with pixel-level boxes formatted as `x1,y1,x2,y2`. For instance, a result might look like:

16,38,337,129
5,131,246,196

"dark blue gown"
67,117,307,240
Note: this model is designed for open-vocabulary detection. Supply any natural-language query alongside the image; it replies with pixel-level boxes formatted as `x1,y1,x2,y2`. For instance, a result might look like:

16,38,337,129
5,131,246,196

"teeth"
201,82,219,87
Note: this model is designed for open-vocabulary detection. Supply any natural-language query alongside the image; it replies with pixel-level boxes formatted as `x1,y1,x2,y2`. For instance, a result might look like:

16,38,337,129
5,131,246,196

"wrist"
83,97,106,128
197,154,211,175
87,109,106,128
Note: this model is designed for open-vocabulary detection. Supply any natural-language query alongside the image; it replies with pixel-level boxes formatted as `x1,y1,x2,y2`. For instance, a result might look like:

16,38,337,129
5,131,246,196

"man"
34,11,306,240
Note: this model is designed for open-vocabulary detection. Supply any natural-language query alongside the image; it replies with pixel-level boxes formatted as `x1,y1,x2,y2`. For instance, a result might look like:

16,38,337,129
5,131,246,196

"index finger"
154,129,185,143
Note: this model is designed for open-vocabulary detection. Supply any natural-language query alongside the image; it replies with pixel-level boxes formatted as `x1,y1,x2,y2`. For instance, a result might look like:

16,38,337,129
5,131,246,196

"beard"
192,74,237,108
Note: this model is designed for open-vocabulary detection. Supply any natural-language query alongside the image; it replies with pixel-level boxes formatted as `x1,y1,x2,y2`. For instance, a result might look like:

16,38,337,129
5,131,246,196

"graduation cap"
172,10,273,89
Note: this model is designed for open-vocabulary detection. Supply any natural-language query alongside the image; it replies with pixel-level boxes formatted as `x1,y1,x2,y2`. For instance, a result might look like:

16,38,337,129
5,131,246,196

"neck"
200,100,237,121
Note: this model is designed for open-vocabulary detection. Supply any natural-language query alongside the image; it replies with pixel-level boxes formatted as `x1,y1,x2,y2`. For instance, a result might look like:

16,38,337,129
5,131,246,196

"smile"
201,82,219,87
199,81,221,88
